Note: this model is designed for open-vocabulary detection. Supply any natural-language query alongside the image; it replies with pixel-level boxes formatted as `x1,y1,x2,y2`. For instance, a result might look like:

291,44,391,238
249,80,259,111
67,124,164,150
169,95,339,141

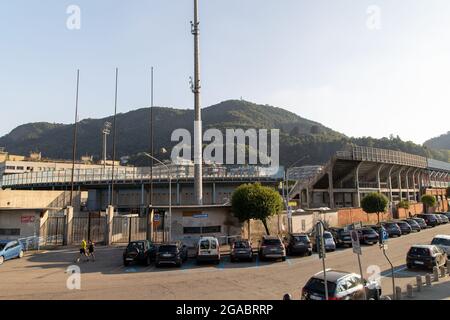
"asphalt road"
1,223,449,300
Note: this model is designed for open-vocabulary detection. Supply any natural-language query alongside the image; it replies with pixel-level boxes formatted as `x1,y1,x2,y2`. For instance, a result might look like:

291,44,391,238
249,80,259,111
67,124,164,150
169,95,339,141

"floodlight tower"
102,121,112,168
191,0,203,205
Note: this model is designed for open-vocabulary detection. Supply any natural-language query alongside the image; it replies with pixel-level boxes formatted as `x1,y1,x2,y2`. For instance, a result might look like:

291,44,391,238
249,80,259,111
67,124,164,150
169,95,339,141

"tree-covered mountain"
0,100,448,166
424,132,450,150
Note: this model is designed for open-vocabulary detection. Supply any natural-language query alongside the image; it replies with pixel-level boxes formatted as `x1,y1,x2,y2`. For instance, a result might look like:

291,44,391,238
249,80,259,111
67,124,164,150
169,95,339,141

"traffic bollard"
433,267,439,282
395,286,402,300
407,284,414,298
425,274,432,286
416,276,422,292
440,266,446,278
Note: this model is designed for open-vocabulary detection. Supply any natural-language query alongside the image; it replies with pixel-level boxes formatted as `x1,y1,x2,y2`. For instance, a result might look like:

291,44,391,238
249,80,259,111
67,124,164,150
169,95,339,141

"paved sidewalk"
406,277,450,300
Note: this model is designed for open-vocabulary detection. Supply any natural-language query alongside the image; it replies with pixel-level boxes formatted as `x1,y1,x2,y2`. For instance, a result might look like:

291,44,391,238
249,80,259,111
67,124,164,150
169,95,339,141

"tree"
421,194,436,213
397,200,410,210
231,183,284,235
361,192,389,224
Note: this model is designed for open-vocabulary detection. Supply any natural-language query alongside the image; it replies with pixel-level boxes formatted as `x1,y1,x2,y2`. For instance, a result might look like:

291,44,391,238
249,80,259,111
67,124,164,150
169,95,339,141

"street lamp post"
140,152,172,242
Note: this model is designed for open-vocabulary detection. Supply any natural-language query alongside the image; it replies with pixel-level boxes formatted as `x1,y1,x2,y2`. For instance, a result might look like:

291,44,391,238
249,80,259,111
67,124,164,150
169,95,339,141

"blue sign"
193,214,208,219
153,214,161,222
380,230,389,244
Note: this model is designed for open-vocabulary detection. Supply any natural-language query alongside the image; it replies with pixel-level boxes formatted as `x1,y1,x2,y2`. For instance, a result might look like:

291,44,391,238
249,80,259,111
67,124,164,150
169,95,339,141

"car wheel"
407,263,412,269
123,260,130,267
18,250,24,258
0,256,4,265
145,255,151,266
282,256,286,262
176,262,182,268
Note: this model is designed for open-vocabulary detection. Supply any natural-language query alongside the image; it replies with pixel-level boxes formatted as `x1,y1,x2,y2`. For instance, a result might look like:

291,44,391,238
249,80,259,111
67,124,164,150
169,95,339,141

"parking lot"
1,223,450,300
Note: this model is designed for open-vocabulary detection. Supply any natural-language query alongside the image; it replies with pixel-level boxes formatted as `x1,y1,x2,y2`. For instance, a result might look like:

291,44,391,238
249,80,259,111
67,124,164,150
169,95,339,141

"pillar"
147,208,154,242
106,205,114,246
355,163,363,208
64,206,74,246
328,169,335,208
212,182,216,205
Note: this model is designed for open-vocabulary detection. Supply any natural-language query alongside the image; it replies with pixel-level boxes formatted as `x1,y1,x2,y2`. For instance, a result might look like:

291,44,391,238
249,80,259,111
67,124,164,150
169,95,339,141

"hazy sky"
1,0,449,144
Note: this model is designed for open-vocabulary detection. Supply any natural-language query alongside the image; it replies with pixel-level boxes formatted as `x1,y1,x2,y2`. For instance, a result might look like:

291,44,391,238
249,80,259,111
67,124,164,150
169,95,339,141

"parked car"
443,212,450,220
416,214,439,227
356,228,379,245
230,239,254,262
284,233,312,256
258,236,286,261
367,224,387,239
406,245,447,270
155,242,188,267
301,270,381,300
402,219,421,232
196,236,220,264
435,214,449,224
411,217,428,229
381,222,402,237
431,235,450,256
394,220,412,235
311,231,336,252
123,240,156,266
329,228,352,248
0,240,24,265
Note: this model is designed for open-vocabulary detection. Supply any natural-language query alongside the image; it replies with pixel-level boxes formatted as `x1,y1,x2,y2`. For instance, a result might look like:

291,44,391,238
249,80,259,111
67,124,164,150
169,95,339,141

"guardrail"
1,165,284,187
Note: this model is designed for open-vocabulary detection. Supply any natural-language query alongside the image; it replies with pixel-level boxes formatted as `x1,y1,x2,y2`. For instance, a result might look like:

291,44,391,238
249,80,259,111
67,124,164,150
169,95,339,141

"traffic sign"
350,230,362,255
153,214,160,222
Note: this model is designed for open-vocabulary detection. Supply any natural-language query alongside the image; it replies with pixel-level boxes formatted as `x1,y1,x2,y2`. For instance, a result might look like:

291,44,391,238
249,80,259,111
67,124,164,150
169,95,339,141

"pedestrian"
88,240,95,262
76,239,87,263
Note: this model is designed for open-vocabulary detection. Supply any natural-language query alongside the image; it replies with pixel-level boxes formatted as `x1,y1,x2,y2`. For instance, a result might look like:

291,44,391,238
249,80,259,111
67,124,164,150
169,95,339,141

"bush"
397,200,410,210
361,192,389,224
421,195,436,213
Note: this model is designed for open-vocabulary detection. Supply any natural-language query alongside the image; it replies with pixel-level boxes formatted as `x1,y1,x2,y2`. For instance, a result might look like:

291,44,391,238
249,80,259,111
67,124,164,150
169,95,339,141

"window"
210,240,217,249
183,227,202,234
202,226,221,233
16,166,24,170
6,166,15,170
0,228,20,236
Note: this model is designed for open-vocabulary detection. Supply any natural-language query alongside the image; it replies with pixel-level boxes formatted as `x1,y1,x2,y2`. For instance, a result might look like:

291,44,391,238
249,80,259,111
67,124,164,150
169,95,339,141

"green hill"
0,100,447,166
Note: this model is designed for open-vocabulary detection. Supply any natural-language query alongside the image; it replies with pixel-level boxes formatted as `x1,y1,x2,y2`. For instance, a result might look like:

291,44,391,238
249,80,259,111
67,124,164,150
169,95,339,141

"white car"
431,235,450,255
196,237,220,264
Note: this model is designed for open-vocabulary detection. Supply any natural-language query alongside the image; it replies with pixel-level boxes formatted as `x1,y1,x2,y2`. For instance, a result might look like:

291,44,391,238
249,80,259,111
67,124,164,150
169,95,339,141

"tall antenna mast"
70,69,80,207
192,0,203,205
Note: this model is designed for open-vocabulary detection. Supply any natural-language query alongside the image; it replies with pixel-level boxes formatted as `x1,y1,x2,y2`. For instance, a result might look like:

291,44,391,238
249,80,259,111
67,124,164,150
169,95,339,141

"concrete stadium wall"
0,190,79,209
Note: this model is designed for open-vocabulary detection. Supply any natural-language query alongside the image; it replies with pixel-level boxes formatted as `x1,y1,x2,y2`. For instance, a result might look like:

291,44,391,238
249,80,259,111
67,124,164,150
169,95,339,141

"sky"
1,0,450,144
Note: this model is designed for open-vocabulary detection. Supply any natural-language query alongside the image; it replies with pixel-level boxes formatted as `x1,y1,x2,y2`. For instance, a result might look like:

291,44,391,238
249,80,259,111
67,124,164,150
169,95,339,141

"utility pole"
191,0,203,205
150,67,154,205
110,68,119,207
70,69,80,207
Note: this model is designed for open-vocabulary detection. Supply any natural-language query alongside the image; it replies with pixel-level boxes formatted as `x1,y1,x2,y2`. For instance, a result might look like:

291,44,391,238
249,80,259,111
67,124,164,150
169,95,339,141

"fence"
39,216,66,246
112,216,147,243
72,215,107,244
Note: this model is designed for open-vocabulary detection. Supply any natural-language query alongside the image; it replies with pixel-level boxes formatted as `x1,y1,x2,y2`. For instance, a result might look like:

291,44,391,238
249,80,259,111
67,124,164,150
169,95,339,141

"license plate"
415,261,424,265
162,254,172,257
310,295,322,300
237,251,247,254
126,258,134,261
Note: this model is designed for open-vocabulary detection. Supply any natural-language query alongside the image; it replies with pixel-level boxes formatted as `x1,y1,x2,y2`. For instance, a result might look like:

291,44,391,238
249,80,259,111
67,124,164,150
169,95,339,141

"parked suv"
301,270,381,300
155,242,188,267
258,236,286,261
230,239,254,262
406,245,447,270
356,228,379,245
196,237,220,264
284,233,312,256
329,228,352,248
381,222,402,237
416,214,439,227
123,240,156,266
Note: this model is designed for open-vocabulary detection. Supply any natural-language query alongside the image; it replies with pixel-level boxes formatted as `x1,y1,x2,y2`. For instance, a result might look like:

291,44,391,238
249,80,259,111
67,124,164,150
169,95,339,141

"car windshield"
158,245,177,253
385,223,398,228
263,239,282,245
305,278,337,296
200,240,210,249
338,230,349,235
409,247,430,256
406,220,418,225
0,243,6,250
128,242,144,251
362,229,376,234
323,233,333,239
293,236,309,243
432,238,450,246
234,241,250,249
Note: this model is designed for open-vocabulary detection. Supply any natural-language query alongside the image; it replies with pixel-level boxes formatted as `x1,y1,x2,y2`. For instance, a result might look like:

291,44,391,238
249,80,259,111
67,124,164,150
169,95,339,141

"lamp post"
140,152,172,242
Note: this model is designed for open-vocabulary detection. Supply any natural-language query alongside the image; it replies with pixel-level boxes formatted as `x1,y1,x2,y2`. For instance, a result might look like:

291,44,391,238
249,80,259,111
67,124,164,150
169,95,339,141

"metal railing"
1,165,284,187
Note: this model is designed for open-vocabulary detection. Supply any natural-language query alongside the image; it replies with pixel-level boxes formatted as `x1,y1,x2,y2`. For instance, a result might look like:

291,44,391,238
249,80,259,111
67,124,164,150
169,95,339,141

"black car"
230,240,254,262
406,245,448,270
403,219,421,232
284,233,312,256
416,214,439,227
155,242,188,267
301,270,381,300
356,228,379,245
123,240,156,266
411,217,428,229
381,222,402,238
394,220,412,235
329,228,352,247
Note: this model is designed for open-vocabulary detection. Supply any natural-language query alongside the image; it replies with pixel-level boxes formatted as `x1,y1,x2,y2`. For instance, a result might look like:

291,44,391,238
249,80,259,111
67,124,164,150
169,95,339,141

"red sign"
21,216,35,223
